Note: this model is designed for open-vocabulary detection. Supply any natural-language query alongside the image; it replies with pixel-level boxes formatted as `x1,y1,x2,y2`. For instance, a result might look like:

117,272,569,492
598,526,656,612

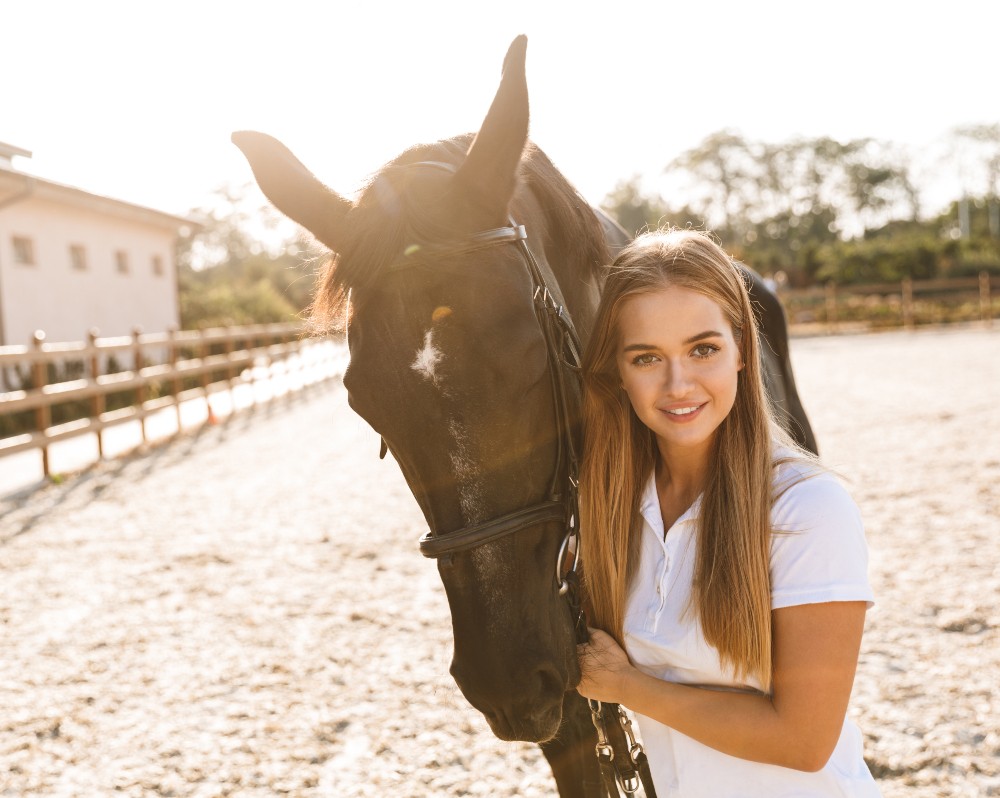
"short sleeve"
770,468,874,610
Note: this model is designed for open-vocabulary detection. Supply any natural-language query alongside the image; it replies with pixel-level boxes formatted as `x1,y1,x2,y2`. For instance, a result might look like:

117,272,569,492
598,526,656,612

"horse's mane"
310,134,608,329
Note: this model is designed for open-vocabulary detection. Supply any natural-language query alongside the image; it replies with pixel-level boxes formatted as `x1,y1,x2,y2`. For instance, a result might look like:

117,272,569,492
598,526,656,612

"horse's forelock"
322,138,472,293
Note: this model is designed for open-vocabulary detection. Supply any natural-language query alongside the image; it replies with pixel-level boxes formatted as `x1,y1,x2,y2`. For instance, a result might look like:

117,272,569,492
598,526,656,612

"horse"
233,35,816,797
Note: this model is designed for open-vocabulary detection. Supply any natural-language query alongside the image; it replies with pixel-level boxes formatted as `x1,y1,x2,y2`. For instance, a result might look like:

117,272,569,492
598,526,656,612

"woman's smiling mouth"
660,402,707,421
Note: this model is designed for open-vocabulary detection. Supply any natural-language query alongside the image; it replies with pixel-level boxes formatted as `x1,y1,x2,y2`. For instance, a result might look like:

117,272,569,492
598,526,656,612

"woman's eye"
631,353,657,366
692,344,719,359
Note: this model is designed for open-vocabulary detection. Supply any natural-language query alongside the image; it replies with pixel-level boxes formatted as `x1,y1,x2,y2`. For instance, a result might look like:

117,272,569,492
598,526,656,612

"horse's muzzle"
451,659,567,743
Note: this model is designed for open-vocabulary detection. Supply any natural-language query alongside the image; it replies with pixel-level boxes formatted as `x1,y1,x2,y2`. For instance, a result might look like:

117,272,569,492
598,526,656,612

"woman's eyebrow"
621,330,723,352
683,330,724,344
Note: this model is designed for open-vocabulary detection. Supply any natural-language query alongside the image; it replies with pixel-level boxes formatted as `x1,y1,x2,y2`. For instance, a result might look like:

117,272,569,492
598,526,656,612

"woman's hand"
576,627,636,704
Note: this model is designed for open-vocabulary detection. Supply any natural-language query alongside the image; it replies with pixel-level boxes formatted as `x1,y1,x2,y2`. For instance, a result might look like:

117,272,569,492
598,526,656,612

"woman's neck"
655,438,713,506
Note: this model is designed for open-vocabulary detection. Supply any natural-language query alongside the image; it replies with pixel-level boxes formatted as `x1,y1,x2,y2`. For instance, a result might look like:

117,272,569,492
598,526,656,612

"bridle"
386,162,584,607
381,160,655,798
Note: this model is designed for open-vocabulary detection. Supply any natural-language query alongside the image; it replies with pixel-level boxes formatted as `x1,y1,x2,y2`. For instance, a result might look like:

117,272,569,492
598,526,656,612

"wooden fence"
0,323,344,477
781,272,995,333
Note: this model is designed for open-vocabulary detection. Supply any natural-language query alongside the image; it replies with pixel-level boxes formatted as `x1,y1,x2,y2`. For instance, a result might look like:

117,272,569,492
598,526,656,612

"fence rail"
781,272,995,333
0,323,343,477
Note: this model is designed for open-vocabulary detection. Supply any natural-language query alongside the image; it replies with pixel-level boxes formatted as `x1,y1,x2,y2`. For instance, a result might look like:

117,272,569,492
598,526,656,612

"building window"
12,236,35,266
152,255,164,276
70,244,87,271
115,250,129,274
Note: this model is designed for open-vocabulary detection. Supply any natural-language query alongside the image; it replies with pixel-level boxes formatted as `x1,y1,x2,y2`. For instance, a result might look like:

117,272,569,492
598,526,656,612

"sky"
2,0,996,224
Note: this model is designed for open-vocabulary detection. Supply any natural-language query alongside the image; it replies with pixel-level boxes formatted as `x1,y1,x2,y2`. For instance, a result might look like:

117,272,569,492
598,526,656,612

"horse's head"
233,36,609,742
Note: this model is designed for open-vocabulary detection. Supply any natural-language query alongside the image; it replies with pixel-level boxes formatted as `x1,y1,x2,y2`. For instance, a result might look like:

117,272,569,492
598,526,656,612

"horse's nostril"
535,663,563,699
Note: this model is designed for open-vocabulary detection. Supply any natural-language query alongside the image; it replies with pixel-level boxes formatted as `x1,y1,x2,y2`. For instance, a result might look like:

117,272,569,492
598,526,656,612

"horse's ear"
231,131,351,252
455,35,529,219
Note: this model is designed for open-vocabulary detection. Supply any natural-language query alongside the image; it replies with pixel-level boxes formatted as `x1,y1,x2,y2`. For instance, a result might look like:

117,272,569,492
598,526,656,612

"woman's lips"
658,402,707,423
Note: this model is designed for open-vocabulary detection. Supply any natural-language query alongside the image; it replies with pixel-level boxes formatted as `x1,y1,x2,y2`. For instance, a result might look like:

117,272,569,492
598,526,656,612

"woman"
576,229,880,796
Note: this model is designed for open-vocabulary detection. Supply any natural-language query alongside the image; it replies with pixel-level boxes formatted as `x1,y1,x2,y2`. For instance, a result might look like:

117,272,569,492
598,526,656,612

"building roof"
0,141,32,163
0,148,199,232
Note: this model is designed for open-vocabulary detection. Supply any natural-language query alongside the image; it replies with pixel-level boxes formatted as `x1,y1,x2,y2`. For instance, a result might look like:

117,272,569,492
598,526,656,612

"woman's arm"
577,601,867,772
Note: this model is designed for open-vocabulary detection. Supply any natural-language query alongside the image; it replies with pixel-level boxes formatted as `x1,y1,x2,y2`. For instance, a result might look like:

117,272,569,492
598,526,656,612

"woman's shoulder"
768,448,873,608
770,448,862,532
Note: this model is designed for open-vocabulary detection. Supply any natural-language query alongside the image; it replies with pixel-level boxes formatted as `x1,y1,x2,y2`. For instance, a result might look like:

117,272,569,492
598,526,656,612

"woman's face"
616,285,742,463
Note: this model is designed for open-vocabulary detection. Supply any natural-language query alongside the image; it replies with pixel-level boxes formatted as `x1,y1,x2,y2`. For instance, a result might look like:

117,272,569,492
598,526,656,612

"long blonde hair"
580,229,799,690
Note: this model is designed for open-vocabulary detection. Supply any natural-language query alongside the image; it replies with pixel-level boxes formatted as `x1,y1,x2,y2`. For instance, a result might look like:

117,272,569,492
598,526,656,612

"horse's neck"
595,207,632,256
548,209,625,348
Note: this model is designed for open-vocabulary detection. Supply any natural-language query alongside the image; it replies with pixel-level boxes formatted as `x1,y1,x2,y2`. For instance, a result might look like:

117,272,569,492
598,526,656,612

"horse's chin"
483,701,564,743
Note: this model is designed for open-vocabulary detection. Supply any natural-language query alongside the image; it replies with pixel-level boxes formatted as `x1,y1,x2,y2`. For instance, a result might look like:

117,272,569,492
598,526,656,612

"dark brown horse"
233,35,815,797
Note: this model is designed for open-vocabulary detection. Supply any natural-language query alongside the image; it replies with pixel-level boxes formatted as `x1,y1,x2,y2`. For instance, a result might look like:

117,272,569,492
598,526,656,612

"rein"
387,161,656,797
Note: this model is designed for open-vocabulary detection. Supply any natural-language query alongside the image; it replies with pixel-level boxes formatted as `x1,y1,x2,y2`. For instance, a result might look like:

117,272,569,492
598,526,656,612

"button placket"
654,516,689,617
652,549,669,618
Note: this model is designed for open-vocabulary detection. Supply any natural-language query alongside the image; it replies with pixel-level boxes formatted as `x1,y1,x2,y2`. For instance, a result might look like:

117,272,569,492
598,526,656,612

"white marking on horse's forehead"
411,329,443,386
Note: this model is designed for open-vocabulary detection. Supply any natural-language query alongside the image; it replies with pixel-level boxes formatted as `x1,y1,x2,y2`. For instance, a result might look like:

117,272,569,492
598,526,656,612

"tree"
949,124,1000,237
600,176,709,238
176,184,321,328
665,129,759,236
647,130,923,283
665,132,919,239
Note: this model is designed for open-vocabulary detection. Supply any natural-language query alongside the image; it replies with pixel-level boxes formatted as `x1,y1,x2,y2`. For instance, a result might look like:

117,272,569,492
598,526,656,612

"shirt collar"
639,471,660,530
638,470,701,538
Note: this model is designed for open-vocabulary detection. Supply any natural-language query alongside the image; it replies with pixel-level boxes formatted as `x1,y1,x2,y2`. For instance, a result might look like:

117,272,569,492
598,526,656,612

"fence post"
269,328,275,378
264,325,274,398
88,328,105,461
133,326,147,444
225,324,236,388
902,278,914,329
32,330,51,477
297,330,309,393
293,329,306,394
168,326,181,434
247,327,258,408
824,282,838,334
199,328,214,423
981,272,993,328
283,327,294,401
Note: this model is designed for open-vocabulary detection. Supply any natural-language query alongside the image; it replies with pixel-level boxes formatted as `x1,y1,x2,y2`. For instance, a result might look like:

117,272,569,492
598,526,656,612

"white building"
0,141,194,347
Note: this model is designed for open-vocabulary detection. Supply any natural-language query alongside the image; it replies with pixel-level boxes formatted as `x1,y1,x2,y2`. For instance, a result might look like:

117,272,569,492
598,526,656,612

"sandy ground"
0,325,997,797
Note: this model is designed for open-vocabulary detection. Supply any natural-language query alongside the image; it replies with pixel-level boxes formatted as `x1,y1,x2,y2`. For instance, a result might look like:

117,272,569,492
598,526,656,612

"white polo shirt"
623,456,881,797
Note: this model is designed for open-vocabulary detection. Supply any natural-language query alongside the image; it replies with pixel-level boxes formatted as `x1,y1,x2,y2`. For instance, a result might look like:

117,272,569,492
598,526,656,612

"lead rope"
589,700,657,797
569,605,656,797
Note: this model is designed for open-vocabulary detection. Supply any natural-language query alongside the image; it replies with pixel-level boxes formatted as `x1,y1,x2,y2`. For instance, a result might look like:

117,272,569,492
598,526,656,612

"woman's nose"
663,360,694,395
